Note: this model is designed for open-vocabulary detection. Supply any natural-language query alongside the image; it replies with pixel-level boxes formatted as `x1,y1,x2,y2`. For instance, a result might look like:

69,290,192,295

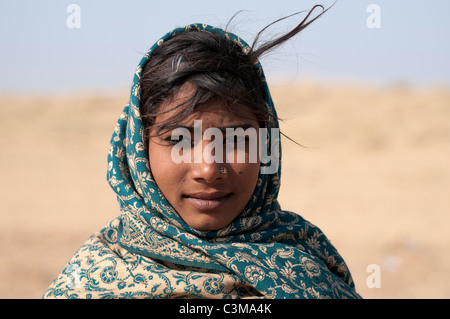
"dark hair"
140,5,330,142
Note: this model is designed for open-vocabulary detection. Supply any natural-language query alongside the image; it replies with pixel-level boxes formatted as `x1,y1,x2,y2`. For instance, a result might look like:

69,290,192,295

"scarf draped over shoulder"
43,24,361,299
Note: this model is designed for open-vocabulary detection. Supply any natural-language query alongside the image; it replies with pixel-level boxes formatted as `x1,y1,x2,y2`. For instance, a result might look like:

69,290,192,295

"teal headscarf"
43,24,361,299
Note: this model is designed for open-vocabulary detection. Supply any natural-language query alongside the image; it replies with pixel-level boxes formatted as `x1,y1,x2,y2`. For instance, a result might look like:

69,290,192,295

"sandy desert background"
0,81,449,298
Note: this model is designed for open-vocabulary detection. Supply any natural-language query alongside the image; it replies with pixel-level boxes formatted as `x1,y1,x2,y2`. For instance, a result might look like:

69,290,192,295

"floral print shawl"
43,24,361,299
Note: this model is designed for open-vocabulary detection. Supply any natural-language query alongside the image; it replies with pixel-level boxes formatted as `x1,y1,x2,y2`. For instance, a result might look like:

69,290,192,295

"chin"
186,216,231,232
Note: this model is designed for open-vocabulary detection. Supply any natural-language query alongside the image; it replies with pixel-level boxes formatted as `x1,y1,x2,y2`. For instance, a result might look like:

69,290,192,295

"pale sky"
1,0,449,93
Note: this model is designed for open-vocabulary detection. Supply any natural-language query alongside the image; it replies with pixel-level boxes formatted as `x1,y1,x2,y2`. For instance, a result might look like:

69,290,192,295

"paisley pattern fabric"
43,24,361,299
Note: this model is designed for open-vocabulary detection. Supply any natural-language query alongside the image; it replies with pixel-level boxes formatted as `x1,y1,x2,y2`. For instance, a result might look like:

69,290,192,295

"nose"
190,140,227,183
190,161,226,183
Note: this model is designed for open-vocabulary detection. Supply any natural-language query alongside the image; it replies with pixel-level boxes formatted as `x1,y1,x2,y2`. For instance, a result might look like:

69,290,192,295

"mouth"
183,191,232,211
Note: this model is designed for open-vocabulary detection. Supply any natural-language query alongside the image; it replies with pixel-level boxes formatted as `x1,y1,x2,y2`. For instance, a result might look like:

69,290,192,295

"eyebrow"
155,124,257,135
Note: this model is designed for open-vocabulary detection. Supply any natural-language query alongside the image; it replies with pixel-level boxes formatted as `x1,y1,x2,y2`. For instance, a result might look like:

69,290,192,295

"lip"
184,191,232,211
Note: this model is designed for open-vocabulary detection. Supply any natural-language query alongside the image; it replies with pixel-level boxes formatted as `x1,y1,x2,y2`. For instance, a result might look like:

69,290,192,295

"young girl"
43,5,361,299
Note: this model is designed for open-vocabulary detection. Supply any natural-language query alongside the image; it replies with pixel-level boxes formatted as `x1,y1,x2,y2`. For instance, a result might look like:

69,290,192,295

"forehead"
153,83,259,128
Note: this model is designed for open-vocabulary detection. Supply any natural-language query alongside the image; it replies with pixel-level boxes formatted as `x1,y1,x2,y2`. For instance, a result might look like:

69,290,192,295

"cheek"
148,142,184,193
233,162,260,194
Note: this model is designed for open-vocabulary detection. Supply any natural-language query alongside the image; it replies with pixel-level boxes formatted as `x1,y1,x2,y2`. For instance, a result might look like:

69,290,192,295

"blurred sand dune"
1,82,449,298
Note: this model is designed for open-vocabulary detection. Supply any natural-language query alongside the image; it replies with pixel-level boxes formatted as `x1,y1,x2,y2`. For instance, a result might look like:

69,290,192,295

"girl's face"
148,86,261,231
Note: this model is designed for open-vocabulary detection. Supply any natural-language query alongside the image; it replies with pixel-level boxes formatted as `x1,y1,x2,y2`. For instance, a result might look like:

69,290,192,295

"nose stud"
219,166,228,174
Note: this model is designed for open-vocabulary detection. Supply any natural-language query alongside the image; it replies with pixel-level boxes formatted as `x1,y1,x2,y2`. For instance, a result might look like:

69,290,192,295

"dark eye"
225,135,248,143
224,135,249,148
163,132,194,146
162,135,182,145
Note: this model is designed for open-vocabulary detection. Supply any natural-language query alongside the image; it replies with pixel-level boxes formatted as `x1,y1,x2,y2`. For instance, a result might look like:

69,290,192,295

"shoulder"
42,217,128,299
